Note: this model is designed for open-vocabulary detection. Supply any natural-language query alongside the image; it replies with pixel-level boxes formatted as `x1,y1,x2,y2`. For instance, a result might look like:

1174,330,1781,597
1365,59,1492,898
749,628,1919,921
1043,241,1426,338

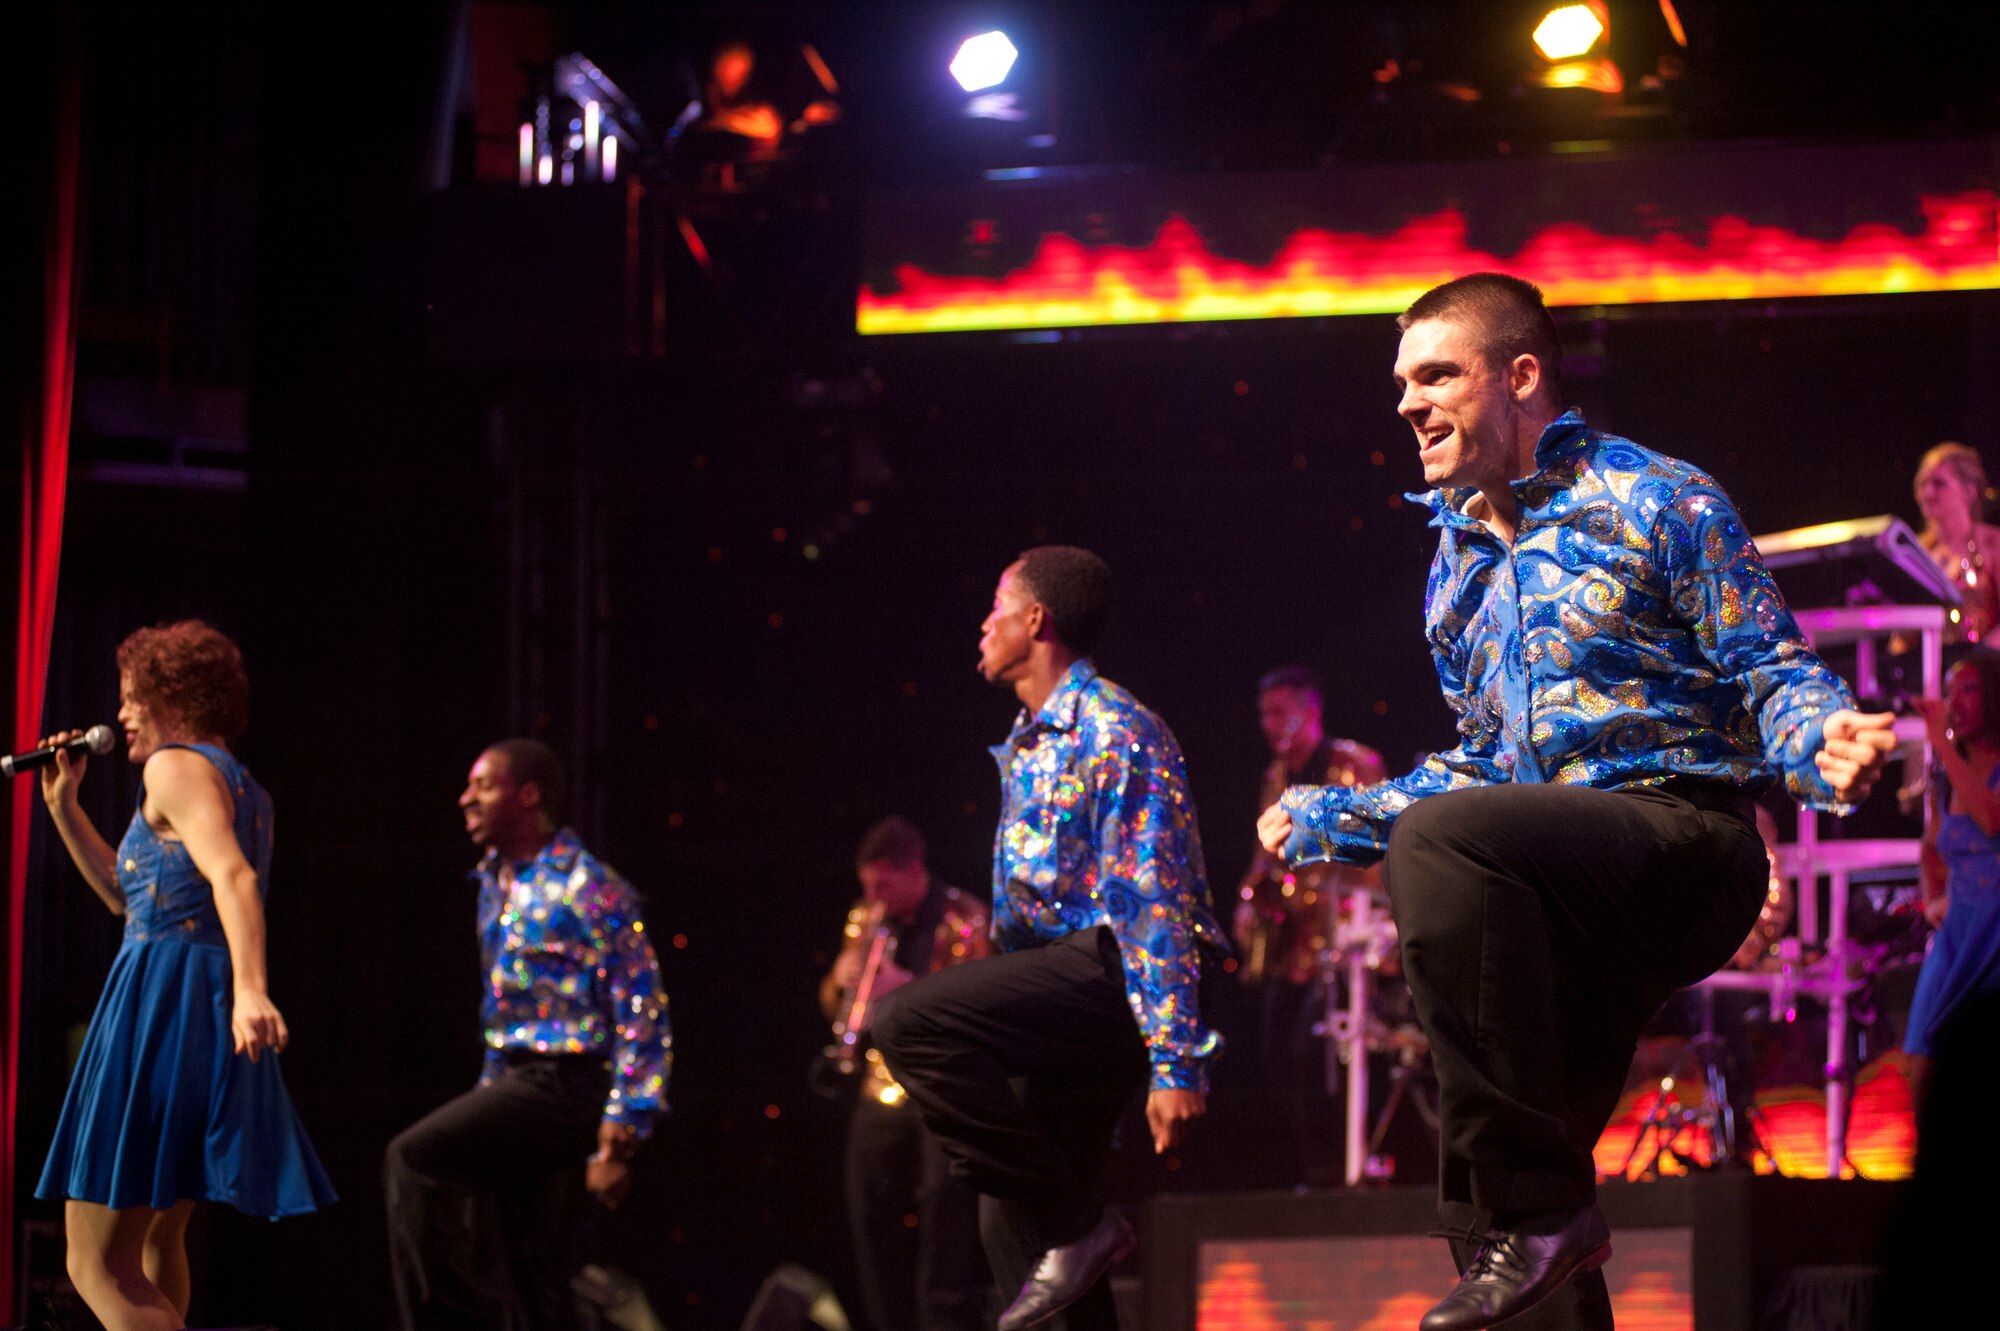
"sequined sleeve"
1084,712,1223,1092
1280,558,1506,865
590,873,673,1135
1657,474,1858,810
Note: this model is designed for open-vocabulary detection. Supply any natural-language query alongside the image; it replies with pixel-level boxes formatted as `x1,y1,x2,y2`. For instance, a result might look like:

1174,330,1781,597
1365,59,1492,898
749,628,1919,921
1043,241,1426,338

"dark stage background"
9,2,2000,1328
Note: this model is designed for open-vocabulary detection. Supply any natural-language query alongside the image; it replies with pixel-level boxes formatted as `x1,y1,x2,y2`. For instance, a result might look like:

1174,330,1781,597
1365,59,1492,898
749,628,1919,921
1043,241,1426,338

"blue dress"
1904,765,2000,1058
36,743,336,1216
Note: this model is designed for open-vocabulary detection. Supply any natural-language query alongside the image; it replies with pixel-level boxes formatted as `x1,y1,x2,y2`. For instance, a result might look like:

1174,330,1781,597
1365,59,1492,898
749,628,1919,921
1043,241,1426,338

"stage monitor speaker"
1752,514,1957,610
741,1264,850,1331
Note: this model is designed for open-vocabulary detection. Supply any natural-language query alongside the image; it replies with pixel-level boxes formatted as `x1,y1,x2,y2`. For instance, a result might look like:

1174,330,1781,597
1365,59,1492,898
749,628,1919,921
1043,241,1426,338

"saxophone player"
1235,666,1386,1184
819,817,992,1331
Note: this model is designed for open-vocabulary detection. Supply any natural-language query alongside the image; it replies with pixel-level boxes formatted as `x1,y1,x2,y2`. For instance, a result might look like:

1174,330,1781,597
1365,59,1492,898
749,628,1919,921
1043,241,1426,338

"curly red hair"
115,620,249,741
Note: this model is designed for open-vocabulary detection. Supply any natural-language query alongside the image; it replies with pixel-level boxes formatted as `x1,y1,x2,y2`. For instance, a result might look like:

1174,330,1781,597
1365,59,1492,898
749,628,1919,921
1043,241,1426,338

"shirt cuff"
1279,784,1346,865
1783,714,1854,814
1150,1055,1210,1095
603,1103,662,1139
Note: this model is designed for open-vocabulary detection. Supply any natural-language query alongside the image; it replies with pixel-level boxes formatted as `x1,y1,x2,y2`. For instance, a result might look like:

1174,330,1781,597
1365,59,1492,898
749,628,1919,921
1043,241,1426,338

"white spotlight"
950,31,1018,93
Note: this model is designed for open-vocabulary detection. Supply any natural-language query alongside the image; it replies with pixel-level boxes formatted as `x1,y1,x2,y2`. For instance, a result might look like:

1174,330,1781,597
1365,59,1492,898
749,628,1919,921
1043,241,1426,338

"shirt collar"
1013,657,1098,739
474,825,584,884
1413,408,1588,529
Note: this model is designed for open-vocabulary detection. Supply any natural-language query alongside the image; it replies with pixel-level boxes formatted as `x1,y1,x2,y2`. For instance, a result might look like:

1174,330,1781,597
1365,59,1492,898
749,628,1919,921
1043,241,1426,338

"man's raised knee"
1383,792,1486,927
871,986,921,1060
1384,794,1455,881
383,1123,426,1186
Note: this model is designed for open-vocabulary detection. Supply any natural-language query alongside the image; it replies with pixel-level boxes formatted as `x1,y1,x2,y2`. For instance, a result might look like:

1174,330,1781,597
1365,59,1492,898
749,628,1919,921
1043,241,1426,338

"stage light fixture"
1658,0,1688,47
516,52,648,188
1533,4,1607,61
950,32,1018,93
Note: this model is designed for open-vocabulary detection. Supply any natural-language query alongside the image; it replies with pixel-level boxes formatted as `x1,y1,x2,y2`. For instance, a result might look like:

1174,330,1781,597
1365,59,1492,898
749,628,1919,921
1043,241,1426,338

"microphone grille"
84,725,117,755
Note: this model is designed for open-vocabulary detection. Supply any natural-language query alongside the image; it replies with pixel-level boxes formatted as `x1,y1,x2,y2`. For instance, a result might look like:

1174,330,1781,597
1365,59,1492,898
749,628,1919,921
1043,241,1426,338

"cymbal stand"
1361,1049,1438,1183
1617,987,1765,1177
1319,890,1398,1185
1616,1071,1708,1179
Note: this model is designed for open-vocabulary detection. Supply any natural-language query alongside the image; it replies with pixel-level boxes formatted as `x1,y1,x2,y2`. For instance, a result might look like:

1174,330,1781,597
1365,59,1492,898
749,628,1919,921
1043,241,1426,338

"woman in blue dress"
1906,646,2000,1108
34,620,334,1331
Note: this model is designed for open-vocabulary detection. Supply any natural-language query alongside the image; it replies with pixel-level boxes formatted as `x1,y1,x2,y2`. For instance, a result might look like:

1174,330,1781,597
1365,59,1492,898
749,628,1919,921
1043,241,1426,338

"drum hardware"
1615,988,1765,1179
1675,912,1926,1180
1616,1071,1713,1178
1781,605,1941,1174
1306,888,1435,1185
1359,1055,1439,1184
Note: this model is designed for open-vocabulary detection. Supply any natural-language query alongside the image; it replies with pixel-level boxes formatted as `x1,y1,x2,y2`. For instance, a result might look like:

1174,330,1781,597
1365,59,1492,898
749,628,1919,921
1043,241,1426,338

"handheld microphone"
1,726,118,778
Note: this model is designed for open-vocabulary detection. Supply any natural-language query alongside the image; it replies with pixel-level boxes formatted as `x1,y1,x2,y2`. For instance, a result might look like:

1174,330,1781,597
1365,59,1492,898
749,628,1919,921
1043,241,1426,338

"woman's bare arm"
147,749,289,1060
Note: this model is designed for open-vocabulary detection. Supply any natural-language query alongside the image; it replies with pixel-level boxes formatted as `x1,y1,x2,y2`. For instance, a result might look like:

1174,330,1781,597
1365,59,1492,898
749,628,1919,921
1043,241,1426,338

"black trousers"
1383,783,1766,1329
845,1092,988,1331
385,1054,609,1331
1250,977,1336,1183
873,927,1151,1331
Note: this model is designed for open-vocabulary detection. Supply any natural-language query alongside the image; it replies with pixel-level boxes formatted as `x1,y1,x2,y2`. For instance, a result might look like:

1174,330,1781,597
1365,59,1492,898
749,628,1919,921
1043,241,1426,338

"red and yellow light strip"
857,191,2000,335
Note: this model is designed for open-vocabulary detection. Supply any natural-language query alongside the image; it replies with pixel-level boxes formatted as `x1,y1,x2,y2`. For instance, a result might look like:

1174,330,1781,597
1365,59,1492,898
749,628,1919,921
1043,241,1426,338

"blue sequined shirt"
1282,412,1858,865
475,827,672,1135
991,660,1227,1092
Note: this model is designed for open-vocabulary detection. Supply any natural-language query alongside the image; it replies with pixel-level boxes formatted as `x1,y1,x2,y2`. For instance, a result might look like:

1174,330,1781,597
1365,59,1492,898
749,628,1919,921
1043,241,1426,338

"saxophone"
811,901,909,1106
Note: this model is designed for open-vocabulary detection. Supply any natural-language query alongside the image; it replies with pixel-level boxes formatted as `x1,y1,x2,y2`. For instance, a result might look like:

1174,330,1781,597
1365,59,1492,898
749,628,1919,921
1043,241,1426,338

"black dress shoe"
997,1208,1136,1331
1418,1206,1612,1331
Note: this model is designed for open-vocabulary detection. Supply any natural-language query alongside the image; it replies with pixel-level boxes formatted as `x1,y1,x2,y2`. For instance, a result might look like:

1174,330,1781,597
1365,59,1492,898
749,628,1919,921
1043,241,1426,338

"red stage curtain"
4,51,81,1316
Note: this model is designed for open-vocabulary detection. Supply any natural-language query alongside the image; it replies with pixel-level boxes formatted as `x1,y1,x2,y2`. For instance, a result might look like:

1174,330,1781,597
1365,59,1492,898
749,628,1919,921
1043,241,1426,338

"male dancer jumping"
876,545,1227,1331
1258,274,1895,1331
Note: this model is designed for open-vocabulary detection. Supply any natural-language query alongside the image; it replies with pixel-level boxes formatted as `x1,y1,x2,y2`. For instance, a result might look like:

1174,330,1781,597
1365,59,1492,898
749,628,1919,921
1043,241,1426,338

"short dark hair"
116,620,250,741
1399,272,1563,401
1014,546,1114,655
856,815,926,869
485,738,569,825
1258,665,1323,699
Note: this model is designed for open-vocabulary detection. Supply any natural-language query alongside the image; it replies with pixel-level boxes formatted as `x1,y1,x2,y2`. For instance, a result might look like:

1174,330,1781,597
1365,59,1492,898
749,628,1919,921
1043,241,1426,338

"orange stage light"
1658,0,1689,48
1534,4,1608,61
1750,1055,1917,1180
857,192,2000,335
1542,57,1624,94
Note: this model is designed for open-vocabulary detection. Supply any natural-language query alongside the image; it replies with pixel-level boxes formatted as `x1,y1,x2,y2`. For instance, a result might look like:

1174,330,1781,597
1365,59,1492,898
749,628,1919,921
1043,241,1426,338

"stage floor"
1143,1174,1902,1331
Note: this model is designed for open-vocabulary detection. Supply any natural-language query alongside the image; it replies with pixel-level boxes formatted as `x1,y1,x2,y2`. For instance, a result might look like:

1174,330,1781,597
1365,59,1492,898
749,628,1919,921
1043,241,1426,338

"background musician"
1912,442,2000,647
1234,666,1387,1183
819,818,992,1331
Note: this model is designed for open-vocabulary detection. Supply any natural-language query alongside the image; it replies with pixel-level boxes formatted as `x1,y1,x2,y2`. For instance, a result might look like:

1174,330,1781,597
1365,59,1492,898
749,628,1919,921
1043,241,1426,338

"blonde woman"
1913,442,2000,644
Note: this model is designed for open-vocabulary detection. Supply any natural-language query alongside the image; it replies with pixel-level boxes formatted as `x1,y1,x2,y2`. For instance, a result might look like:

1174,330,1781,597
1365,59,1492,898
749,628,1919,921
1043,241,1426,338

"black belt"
500,1046,606,1069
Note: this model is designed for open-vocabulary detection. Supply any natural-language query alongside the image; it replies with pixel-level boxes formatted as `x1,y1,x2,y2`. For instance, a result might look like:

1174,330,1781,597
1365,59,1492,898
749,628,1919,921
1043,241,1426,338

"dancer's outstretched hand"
588,1122,639,1208
1815,710,1897,805
1147,1089,1205,1154
1256,802,1292,857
